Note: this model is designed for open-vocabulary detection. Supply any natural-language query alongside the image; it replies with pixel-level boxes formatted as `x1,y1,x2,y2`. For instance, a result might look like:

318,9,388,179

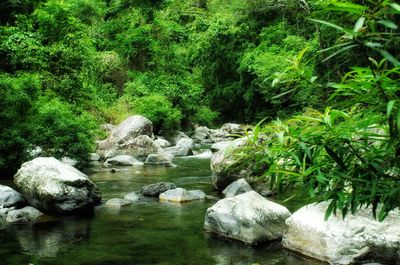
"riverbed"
0,157,323,265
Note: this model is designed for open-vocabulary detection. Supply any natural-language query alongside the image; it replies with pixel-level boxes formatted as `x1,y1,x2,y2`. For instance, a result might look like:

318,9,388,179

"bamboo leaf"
378,49,400,66
323,44,359,62
378,20,398,30
326,2,368,14
308,18,346,32
391,3,400,12
387,100,395,118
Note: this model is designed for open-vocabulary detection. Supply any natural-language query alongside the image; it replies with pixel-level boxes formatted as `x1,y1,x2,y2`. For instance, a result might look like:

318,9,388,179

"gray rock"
222,178,252,197
0,207,14,218
14,157,102,214
159,188,206,203
283,201,400,265
144,151,174,167
209,129,229,143
104,155,142,166
164,138,194,157
211,141,234,152
105,198,131,208
221,123,242,134
90,153,100,161
192,126,211,142
210,137,249,190
6,206,43,224
163,130,190,146
97,116,155,157
106,115,153,145
154,138,171,148
0,184,25,208
141,182,177,197
124,192,140,202
204,191,291,244
104,135,159,160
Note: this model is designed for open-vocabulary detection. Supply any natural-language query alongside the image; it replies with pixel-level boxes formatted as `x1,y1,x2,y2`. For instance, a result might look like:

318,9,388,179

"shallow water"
0,158,324,265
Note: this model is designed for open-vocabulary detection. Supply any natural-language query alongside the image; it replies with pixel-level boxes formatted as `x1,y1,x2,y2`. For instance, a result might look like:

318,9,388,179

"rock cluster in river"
92,116,244,171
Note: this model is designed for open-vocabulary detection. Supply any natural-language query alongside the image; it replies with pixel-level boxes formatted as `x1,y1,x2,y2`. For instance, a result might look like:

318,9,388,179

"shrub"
31,98,97,169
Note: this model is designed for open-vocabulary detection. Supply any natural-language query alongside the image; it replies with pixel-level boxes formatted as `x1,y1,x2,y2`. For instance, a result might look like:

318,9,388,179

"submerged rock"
222,178,252,197
124,192,140,202
105,198,131,208
204,191,291,244
0,184,25,208
159,188,206,203
141,182,177,197
283,201,400,264
6,206,43,224
14,157,102,214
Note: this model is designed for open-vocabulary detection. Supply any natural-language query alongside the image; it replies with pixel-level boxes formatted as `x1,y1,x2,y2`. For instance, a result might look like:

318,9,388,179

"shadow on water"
0,157,325,265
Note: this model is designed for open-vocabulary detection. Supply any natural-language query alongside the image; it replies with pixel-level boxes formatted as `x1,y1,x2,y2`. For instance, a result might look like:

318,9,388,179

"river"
0,157,324,265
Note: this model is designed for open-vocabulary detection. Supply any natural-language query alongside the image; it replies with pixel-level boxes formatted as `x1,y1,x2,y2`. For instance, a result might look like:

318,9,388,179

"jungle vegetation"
0,0,399,219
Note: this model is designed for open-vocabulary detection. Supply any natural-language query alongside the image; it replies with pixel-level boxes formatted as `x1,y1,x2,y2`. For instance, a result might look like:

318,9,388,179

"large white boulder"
97,116,156,158
283,201,400,264
14,157,102,214
105,115,153,145
204,191,291,244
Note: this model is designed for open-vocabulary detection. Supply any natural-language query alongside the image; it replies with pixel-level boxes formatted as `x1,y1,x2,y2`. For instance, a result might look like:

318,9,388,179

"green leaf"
378,49,400,66
397,110,400,133
387,100,395,118
323,44,359,62
364,42,383,48
324,200,336,220
377,20,398,30
326,2,368,14
391,3,400,12
308,18,346,32
354,17,365,32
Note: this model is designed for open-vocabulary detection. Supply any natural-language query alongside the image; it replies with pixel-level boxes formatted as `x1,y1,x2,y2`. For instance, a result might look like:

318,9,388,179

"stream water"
0,157,324,265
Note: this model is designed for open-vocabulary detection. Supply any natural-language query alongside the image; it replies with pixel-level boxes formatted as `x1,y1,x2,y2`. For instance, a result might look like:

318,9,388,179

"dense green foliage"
0,0,399,219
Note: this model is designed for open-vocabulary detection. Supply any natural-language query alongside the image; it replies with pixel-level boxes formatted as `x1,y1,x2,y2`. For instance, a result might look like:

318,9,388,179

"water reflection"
205,233,322,265
11,217,90,258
